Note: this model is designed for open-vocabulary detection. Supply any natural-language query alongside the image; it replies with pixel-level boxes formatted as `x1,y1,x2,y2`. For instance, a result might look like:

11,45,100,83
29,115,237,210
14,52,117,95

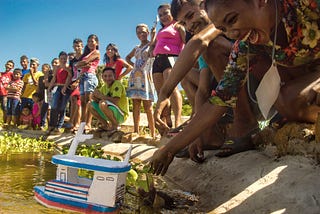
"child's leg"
0,96,8,124
40,102,49,127
6,98,12,125
12,116,18,126
6,116,12,126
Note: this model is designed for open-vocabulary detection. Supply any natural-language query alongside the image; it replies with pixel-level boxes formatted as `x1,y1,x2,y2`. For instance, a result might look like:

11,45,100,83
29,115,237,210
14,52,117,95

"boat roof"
52,155,131,173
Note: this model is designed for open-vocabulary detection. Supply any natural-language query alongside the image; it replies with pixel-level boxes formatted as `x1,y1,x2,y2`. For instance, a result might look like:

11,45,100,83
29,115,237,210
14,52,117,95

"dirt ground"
5,114,320,214
163,123,320,214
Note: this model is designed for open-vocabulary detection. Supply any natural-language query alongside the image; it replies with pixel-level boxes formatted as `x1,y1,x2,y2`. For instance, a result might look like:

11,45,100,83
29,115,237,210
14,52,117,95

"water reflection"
0,152,73,213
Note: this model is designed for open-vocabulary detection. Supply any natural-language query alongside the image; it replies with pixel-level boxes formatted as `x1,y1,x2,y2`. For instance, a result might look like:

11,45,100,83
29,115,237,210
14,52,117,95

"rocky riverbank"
2,115,320,213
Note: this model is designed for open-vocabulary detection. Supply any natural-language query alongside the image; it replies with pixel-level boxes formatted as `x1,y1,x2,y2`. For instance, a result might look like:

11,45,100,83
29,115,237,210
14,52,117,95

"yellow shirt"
22,71,43,98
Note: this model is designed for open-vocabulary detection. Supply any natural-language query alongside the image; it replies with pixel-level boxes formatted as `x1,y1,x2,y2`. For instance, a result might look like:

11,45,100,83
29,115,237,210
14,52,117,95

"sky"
0,0,167,70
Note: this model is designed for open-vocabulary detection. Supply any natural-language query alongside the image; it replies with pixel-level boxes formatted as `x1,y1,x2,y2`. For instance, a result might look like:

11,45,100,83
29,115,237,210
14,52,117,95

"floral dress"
209,0,320,108
126,44,154,101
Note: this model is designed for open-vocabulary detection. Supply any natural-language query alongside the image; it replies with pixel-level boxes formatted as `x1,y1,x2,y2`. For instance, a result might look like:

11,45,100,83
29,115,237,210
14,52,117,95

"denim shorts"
80,72,98,95
6,98,20,116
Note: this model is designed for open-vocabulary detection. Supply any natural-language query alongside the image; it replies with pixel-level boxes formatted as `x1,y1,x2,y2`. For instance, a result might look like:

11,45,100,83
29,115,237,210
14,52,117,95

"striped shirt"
7,79,24,100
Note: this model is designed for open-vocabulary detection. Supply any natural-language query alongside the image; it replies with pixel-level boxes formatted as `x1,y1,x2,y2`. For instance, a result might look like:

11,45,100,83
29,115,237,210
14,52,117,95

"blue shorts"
6,98,20,116
80,72,98,95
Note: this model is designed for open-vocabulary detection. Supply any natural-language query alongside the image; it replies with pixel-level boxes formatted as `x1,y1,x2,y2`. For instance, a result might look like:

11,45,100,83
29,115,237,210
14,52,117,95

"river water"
0,152,73,213
0,152,201,214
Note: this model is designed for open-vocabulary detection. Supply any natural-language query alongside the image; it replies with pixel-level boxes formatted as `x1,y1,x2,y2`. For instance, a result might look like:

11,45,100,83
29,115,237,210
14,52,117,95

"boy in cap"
21,58,43,110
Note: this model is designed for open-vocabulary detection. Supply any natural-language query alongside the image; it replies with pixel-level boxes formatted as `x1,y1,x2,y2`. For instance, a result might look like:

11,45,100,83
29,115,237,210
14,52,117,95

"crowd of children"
0,30,157,135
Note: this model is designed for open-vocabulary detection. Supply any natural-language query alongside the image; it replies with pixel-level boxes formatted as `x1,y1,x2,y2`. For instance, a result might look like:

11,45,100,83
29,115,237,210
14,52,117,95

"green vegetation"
180,90,192,116
0,132,54,154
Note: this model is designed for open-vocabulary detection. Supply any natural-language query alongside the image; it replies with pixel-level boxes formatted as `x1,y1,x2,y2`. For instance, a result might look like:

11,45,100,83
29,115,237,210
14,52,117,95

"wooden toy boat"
34,123,132,213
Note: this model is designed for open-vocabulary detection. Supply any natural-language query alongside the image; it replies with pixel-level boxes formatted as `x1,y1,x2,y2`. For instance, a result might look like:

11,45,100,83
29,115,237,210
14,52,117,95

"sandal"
83,126,91,134
70,126,79,132
215,128,260,157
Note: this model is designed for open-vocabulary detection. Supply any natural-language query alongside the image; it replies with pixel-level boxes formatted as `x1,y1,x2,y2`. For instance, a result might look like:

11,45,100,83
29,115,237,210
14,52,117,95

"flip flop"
83,127,92,134
215,128,260,158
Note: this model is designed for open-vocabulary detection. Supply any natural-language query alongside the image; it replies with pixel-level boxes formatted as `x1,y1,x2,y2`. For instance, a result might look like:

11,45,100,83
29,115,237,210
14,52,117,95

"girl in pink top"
150,4,185,134
75,34,100,133
32,92,41,129
152,21,184,56
103,43,132,80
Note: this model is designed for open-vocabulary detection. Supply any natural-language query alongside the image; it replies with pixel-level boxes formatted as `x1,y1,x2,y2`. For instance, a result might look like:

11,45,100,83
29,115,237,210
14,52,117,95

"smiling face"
59,54,68,65
87,36,98,51
22,107,30,116
102,69,115,86
206,0,273,45
73,42,83,55
136,25,149,42
5,61,14,72
20,58,29,70
177,1,210,35
158,5,174,26
13,70,22,80
51,58,60,69
30,61,39,72
106,45,115,58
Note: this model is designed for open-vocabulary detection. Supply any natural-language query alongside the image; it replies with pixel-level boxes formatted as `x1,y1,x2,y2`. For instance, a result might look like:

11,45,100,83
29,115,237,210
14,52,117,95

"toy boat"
34,123,132,213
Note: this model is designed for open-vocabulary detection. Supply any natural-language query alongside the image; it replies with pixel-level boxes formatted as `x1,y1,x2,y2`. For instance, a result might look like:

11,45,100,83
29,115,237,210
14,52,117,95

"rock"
273,123,316,157
121,132,140,143
110,131,124,143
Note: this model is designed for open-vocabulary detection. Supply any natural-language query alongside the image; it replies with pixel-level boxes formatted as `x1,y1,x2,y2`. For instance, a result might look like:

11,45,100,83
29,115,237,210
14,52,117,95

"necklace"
247,0,281,120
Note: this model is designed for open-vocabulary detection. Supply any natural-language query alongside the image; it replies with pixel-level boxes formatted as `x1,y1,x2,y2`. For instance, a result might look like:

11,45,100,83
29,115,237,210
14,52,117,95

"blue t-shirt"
21,69,30,78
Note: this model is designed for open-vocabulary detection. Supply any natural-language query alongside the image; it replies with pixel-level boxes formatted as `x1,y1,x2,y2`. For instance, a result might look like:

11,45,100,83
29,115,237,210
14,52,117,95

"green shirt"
99,80,129,120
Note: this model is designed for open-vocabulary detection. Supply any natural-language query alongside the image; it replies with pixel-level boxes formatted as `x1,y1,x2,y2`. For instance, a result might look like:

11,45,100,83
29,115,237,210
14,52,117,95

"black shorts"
152,54,178,74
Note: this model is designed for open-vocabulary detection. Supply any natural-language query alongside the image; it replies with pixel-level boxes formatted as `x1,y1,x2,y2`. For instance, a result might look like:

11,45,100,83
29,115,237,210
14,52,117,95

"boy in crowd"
20,55,30,78
6,68,24,127
21,58,43,110
68,38,83,132
88,67,128,134
0,60,14,124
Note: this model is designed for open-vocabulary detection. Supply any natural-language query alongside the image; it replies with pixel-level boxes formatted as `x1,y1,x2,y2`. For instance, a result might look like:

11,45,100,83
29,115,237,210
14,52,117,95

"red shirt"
0,71,13,96
56,68,69,84
106,59,124,80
